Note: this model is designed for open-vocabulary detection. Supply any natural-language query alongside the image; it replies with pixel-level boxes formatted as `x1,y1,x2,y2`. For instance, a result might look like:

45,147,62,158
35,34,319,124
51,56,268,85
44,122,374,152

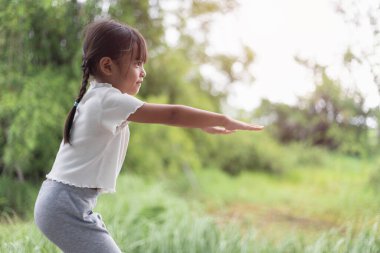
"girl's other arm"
127,103,263,132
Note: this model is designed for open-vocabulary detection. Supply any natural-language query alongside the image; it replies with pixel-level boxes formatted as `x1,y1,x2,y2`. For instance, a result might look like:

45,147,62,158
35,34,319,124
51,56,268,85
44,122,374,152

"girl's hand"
201,126,236,135
224,116,264,131
201,117,264,134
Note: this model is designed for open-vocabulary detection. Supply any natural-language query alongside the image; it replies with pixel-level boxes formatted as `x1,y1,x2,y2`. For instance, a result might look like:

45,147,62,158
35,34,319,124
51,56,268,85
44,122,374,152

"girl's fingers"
226,121,264,131
202,123,264,134
246,124,264,131
225,118,264,131
202,127,235,134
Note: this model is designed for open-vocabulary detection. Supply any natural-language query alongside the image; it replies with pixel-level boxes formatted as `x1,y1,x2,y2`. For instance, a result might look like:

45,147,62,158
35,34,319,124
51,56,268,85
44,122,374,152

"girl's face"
112,50,146,95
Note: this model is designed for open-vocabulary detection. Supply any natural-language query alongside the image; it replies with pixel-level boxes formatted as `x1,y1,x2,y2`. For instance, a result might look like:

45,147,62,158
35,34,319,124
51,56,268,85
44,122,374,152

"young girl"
34,19,263,253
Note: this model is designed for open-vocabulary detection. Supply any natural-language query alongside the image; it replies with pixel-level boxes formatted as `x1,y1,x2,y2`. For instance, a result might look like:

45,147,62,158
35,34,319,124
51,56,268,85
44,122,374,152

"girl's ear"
98,57,114,76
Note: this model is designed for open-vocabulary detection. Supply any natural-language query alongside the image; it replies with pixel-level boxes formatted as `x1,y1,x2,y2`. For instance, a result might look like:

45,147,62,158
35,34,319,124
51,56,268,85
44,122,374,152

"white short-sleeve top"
46,81,144,193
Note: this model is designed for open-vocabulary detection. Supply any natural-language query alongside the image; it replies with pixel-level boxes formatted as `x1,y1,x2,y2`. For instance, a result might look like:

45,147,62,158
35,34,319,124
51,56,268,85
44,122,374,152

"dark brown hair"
63,19,148,144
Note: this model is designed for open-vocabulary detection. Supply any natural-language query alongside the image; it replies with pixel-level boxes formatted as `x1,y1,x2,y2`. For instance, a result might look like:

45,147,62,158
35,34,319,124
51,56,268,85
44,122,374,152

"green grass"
174,153,380,240
1,153,379,252
0,175,257,253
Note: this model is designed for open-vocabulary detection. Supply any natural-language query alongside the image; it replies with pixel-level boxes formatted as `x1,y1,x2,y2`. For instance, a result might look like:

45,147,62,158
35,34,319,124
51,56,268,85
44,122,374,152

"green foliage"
255,68,372,157
192,154,377,221
291,144,328,167
128,114,202,176
191,131,291,176
336,2,380,145
141,49,196,102
2,68,78,178
108,0,164,50
0,0,99,178
0,176,37,220
368,159,380,193
0,0,99,71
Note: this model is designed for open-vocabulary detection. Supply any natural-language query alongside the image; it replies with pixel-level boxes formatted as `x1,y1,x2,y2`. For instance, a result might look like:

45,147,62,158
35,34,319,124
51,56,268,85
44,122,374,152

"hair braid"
63,59,90,144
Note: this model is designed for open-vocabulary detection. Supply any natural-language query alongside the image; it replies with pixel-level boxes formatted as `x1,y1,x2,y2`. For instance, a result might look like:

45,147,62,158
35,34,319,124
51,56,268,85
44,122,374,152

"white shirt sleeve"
100,89,144,135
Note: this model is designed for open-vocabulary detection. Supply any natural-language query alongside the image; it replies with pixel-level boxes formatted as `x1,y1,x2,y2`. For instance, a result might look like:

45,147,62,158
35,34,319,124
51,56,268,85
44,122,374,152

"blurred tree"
335,0,380,145
0,0,101,74
255,61,370,156
0,0,102,180
108,0,165,51
156,0,255,99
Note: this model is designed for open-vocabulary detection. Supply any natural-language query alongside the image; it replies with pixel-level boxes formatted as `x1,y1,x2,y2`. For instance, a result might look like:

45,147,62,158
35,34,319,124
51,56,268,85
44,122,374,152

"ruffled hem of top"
46,175,115,194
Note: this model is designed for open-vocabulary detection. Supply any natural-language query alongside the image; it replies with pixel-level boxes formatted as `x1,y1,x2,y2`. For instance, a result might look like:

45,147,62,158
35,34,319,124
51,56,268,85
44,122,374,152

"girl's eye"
135,61,143,67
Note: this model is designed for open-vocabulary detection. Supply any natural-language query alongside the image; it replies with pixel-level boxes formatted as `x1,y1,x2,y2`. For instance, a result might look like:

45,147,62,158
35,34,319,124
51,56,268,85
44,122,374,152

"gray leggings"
34,179,122,253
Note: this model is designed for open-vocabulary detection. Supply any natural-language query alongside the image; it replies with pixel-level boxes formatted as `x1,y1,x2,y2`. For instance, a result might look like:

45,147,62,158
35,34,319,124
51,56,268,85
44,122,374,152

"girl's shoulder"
102,87,143,108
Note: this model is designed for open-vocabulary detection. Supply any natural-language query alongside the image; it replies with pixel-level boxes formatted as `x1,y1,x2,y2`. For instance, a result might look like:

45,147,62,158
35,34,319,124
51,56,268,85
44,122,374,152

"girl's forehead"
125,43,141,59
120,41,146,63
131,37,148,62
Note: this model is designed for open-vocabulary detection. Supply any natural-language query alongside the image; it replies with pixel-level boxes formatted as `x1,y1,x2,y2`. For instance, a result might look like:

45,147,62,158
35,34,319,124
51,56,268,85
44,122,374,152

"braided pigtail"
63,59,90,144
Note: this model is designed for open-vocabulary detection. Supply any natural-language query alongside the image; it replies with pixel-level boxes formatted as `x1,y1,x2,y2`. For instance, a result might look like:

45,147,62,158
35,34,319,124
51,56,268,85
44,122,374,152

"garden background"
0,0,379,252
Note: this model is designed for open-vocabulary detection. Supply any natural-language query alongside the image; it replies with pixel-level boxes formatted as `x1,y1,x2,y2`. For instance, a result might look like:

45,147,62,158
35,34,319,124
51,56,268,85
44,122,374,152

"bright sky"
207,0,379,111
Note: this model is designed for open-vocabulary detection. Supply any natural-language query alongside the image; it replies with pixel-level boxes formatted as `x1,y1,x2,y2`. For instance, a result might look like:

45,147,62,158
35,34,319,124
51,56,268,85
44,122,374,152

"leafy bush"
1,68,78,179
369,159,380,193
194,131,292,175
254,70,373,157
291,144,328,167
0,176,38,220
127,96,202,176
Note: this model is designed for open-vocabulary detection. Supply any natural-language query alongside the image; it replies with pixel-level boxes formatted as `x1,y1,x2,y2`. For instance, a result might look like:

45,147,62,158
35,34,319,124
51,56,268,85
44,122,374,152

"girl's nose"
140,68,146,77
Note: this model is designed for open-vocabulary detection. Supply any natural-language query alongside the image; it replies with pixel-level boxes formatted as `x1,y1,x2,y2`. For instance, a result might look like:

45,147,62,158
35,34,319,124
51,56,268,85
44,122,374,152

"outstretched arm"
127,103,263,133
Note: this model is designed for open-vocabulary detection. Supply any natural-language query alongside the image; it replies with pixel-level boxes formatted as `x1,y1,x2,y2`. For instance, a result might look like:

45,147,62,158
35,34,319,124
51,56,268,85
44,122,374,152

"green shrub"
128,125,201,177
0,176,38,220
198,131,292,175
1,68,78,179
292,144,328,167
369,159,380,193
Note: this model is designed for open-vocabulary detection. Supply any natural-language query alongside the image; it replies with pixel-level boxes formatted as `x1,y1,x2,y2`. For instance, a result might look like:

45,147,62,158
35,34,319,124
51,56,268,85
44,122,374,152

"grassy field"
0,152,379,252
